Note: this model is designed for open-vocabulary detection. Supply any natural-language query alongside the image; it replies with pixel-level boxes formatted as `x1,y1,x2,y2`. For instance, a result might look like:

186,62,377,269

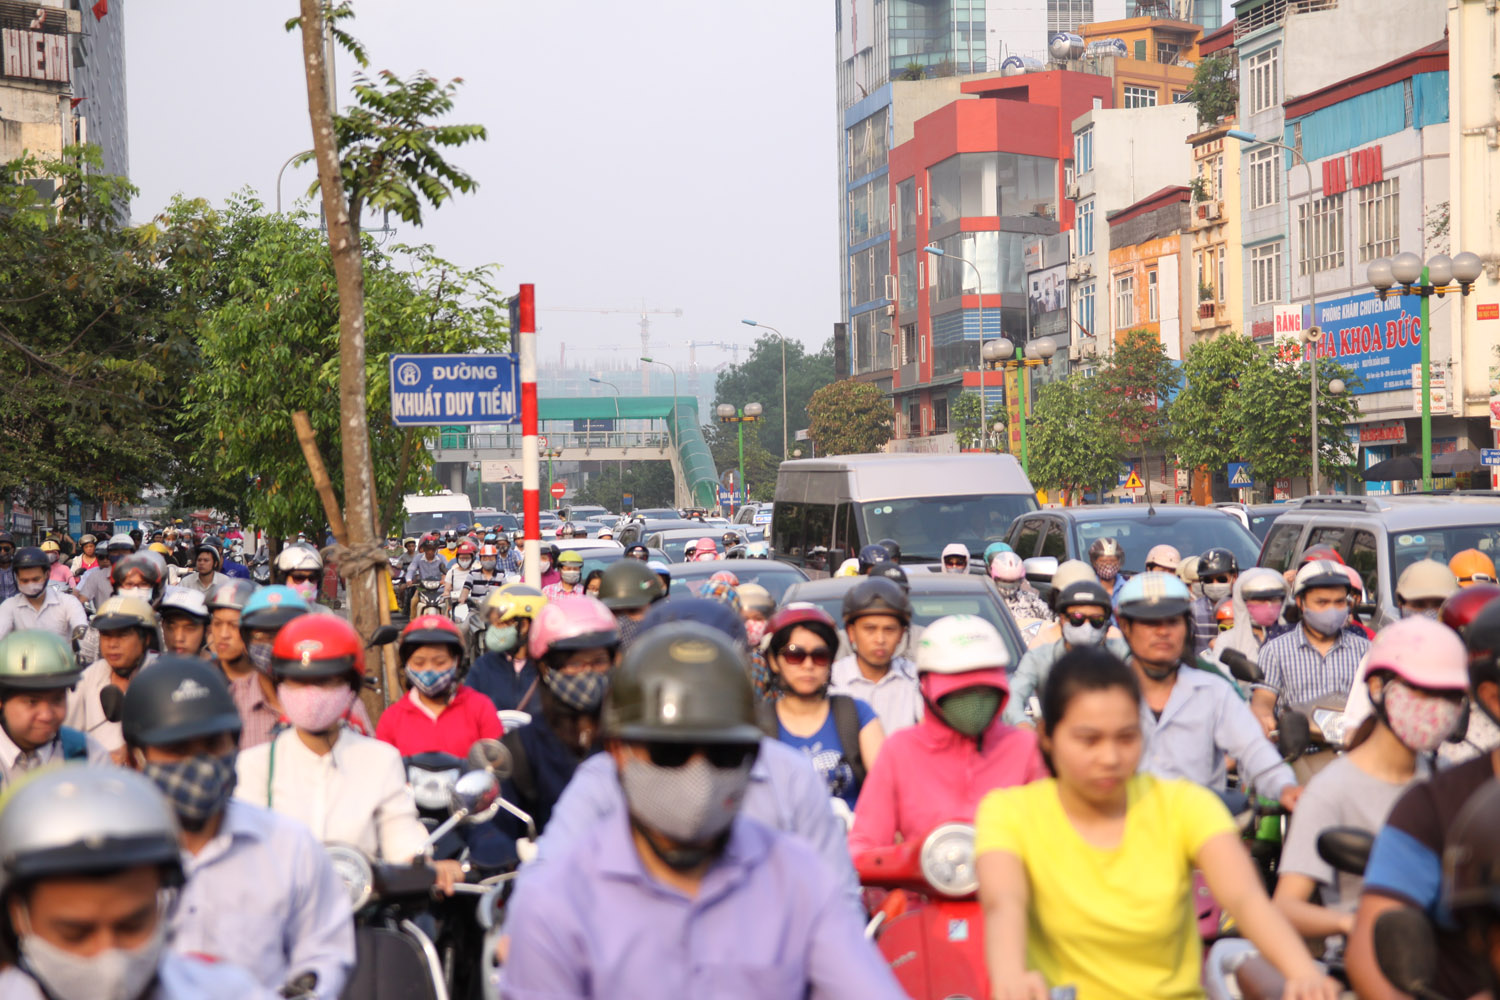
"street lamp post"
639,357,679,447
987,338,1057,475
276,148,315,215
741,320,788,459
1227,129,1326,494
923,244,990,432
543,447,564,510
589,376,624,493
716,402,764,515
1366,251,1484,490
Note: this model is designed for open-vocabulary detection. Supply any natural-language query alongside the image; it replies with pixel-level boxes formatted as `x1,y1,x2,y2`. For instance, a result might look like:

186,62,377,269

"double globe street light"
984,337,1056,474
716,402,763,514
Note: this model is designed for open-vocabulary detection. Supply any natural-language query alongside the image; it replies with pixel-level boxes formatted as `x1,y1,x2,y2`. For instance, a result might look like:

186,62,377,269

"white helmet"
941,542,970,562
989,551,1026,583
915,614,1011,675
275,543,323,574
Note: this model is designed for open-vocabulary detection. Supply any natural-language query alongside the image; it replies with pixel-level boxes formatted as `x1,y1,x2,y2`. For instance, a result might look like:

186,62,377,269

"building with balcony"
1107,186,1192,358
1186,120,1243,339
0,2,80,165
1080,14,1202,109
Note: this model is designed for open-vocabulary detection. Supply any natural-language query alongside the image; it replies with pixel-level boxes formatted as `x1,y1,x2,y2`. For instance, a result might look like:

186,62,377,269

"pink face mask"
278,683,355,733
744,619,768,647
1245,601,1281,627
1382,679,1465,753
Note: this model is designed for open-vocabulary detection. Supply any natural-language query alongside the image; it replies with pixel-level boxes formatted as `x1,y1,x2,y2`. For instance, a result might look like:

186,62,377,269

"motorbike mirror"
367,624,400,647
1219,649,1263,685
99,685,125,724
1354,601,1377,619
451,769,500,823
1276,711,1311,761
1022,556,1058,584
465,738,513,781
1374,909,1440,997
1316,826,1374,877
71,624,89,645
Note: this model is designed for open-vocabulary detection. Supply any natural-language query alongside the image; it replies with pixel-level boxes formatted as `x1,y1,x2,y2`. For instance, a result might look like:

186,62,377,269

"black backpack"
828,694,866,787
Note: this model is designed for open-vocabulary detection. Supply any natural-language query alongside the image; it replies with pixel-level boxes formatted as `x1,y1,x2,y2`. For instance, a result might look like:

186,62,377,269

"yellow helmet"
148,542,172,557
483,583,548,622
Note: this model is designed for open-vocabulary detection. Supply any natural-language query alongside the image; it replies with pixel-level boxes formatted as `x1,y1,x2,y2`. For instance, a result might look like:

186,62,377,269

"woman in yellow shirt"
975,647,1338,1000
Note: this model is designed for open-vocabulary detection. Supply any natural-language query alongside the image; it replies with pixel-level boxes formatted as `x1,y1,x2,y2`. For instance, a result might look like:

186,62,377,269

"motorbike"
250,552,271,585
412,578,447,617
332,742,521,1000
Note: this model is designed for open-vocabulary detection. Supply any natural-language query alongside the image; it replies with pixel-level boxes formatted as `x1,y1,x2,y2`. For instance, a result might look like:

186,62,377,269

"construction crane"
542,303,683,392
684,341,748,374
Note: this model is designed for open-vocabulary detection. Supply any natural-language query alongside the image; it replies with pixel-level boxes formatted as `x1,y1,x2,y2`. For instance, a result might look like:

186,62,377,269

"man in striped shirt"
1250,559,1369,736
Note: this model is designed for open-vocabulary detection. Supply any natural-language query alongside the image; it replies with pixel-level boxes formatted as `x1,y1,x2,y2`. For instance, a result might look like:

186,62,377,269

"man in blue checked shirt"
121,656,353,999
501,623,903,1000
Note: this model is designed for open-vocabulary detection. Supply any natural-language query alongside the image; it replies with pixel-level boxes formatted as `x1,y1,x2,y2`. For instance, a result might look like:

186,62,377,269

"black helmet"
624,544,649,560
1056,579,1114,611
121,656,242,748
841,576,912,626
603,622,762,745
858,544,891,574
10,547,48,572
544,543,560,561
598,560,666,611
1445,778,1500,918
1198,547,1239,578
194,538,223,567
1464,598,1500,709
878,538,902,562
721,530,741,547
871,562,909,591
205,579,257,613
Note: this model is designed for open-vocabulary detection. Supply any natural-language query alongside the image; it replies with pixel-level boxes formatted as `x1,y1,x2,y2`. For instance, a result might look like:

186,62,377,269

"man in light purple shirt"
501,623,902,1000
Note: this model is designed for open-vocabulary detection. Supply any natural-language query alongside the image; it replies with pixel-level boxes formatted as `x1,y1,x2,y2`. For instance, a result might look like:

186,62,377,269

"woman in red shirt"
376,614,502,756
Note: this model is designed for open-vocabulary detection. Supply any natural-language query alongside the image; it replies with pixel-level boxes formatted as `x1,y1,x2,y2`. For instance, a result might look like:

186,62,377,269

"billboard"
1027,264,1069,342
1301,292,1426,395
838,0,875,62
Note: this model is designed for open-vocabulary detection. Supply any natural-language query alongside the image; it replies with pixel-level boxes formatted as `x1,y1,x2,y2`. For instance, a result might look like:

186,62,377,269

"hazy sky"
124,1,839,369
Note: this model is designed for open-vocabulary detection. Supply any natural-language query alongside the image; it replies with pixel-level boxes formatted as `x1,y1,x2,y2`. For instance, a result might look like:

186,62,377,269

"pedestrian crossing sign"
1227,462,1255,488
1123,470,1144,490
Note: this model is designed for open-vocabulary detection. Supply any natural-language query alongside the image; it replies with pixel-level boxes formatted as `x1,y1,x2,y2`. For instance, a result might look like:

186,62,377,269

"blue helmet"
239,585,311,632
1115,572,1192,621
983,542,1014,564
858,544,891,573
641,597,747,650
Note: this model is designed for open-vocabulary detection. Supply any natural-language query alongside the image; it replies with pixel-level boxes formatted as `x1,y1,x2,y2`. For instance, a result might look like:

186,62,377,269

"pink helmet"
1365,616,1468,692
694,537,719,561
708,570,740,586
1341,564,1366,599
989,550,1026,583
527,596,620,660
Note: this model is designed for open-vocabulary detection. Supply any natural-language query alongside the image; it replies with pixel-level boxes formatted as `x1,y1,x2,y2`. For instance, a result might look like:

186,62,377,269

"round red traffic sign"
550,481,566,499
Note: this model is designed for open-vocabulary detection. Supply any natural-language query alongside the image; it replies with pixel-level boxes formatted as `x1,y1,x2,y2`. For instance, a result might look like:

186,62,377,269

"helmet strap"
628,814,727,872
1138,659,1180,682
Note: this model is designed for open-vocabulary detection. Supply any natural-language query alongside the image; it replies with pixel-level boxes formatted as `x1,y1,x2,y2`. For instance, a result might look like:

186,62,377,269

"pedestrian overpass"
431,396,720,508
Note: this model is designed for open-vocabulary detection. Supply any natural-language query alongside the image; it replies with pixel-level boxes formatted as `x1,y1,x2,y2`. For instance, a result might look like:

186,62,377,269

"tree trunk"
295,1,382,657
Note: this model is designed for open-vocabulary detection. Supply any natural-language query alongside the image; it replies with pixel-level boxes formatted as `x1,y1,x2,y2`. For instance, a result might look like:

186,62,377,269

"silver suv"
1256,495,1500,628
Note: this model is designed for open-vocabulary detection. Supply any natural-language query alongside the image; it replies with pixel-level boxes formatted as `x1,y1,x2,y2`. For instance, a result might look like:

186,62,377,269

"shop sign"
1323,145,1383,196
1,28,68,84
1358,421,1407,445
1302,292,1424,395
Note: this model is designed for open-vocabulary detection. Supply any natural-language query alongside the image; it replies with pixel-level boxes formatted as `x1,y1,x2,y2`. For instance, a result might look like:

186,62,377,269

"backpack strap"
58,727,88,761
829,695,866,788
501,729,537,809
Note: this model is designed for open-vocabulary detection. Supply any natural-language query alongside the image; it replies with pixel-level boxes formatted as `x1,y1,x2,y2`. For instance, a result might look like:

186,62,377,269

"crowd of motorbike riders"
2,516,1500,1000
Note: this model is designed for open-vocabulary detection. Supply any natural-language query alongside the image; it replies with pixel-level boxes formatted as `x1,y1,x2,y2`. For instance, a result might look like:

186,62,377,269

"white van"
402,491,475,538
772,454,1036,571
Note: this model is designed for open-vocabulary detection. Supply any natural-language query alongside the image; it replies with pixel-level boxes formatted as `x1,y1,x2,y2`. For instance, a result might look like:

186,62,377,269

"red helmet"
455,541,477,558
271,613,365,683
1440,583,1500,636
398,614,465,666
478,544,499,559
765,602,840,654
528,596,619,661
1299,545,1345,565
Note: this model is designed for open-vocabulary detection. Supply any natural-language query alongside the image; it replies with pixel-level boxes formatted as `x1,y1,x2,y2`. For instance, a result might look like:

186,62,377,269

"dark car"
667,559,810,604
779,574,1025,665
615,517,693,548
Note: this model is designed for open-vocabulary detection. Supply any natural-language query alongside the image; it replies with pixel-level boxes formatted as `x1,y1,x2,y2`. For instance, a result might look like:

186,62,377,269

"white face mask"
457,557,473,569
119,586,152,602
18,580,45,598
19,909,166,1000
560,568,582,584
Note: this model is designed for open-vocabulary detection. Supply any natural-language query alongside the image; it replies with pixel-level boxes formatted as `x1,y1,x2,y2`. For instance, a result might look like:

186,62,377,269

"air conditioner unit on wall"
1066,262,1081,280
1065,182,1081,201
1069,343,1083,361
1076,259,1092,277
1205,203,1221,220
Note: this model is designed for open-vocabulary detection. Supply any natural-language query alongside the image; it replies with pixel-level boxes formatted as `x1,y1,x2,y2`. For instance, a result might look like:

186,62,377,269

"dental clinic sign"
388,354,519,426
1301,292,1424,395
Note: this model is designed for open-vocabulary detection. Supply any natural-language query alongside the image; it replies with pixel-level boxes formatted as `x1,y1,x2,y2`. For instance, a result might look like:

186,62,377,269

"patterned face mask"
1381,679,1464,753
406,665,457,697
142,752,238,830
935,686,1003,737
619,754,753,850
542,667,609,713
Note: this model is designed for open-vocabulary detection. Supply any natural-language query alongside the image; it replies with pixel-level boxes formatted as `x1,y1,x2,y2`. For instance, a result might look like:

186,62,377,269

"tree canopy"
806,380,894,457
713,336,836,459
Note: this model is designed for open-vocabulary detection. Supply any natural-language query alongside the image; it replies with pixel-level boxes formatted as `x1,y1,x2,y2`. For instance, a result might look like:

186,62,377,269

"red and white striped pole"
518,284,541,587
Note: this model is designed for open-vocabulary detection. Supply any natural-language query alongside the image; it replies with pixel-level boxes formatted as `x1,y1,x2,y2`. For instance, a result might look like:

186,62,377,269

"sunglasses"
644,742,758,769
1217,620,1235,632
1202,575,1233,585
779,644,833,667
944,558,967,566
286,571,319,584
1063,612,1108,628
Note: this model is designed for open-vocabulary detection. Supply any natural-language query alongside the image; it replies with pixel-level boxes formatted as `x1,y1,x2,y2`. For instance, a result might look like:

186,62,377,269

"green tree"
1095,330,1180,499
1027,378,1123,502
1173,333,1258,480
713,336,836,459
951,391,997,451
806,380,894,456
1186,54,1237,126
1237,348,1361,486
570,463,675,511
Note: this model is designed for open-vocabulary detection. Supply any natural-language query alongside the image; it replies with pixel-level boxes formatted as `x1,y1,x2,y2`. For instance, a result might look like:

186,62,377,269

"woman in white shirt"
236,613,461,891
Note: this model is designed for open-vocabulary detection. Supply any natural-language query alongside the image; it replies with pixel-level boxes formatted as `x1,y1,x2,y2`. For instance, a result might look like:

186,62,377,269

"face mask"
277,683,355,732
1094,563,1119,582
46,553,58,564
18,911,165,1000
247,640,274,674
744,619,768,647
485,624,519,653
994,579,1019,593
457,557,473,570
119,586,152,602
619,754,753,850
1246,602,1282,627
1203,582,1233,603
0,552,10,567
1401,606,1442,621
1381,679,1465,753
1061,620,1107,647
289,580,317,601
560,569,582,585
540,560,552,574
18,580,44,598
943,563,967,575
142,752,238,830
407,665,457,697
542,668,609,713
480,559,496,571
935,686,1003,737
1301,606,1349,637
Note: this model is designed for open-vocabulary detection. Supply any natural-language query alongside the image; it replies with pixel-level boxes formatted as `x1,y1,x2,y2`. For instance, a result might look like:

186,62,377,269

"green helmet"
603,622,763,745
597,560,666,611
0,630,83,691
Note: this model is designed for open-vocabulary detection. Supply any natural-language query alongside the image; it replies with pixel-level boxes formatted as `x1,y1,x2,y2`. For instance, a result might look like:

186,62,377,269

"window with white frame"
1247,48,1278,114
1123,85,1159,108
1074,127,1093,174
1147,268,1159,320
1077,199,1094,255
1297,193,1345,274
1115,274,1135,328
1358,178,1399,263
1248,147,1279,210
1251,242,1282,306
1077,280,1095,338
1216,247,1226,301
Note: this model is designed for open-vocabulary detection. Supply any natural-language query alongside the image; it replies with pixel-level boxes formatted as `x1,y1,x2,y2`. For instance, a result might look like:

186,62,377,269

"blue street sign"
389,354,519,427
1117,463,1134,486
1482,449,1500,467
1227,462,1255,489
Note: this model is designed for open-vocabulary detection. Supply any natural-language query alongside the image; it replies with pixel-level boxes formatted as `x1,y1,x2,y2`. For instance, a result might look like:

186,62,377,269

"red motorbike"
854,821,989,1000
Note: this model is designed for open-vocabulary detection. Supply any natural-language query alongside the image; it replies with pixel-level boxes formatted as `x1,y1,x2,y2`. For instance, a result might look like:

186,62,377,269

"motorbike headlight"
409,766,460,812
325,843,373,911
919,822,978,898
1312,708,1348,748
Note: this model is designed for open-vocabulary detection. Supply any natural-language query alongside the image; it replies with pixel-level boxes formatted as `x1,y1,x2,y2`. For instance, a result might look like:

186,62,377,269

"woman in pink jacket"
849,614,1047,852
